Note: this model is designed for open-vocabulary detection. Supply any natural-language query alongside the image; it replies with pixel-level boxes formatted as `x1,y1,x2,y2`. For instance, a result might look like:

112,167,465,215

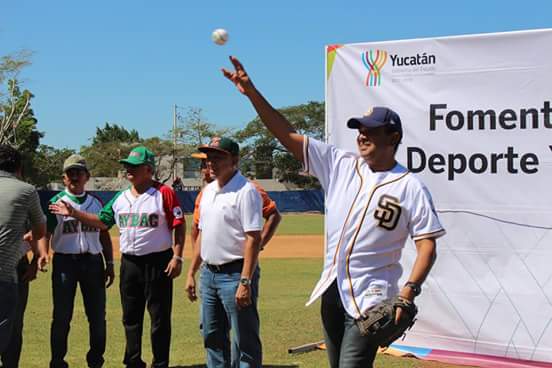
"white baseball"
211,28,229,46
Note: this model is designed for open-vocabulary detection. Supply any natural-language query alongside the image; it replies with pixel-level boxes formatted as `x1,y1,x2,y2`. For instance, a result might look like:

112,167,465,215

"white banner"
326,29,552,362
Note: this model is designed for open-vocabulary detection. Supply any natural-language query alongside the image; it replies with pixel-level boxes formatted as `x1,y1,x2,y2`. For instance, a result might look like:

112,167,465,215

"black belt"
204,259,244,273
55,252,100,260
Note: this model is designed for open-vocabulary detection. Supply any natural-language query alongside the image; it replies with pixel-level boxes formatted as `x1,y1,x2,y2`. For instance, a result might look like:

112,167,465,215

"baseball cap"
119,146,156,167
347,107,403,139
63,154,88,172
198,137,239,156
190,152,207,160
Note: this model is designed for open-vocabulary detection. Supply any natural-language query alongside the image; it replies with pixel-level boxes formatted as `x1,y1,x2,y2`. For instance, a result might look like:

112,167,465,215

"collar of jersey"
63,189,87,204
211,170,243,193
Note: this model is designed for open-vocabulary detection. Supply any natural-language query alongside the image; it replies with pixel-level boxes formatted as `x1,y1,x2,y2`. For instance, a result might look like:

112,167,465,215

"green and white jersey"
98,182,184,256
48,190,103,254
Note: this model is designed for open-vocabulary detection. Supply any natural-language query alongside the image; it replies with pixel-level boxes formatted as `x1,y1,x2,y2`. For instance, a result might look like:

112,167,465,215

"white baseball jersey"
99,182,184,256
48,191,104,254
199,171,262,265
303,137,445,319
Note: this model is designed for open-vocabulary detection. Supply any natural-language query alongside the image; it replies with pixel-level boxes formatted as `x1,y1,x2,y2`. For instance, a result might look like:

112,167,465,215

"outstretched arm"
49,200,108,231
222,56,305,161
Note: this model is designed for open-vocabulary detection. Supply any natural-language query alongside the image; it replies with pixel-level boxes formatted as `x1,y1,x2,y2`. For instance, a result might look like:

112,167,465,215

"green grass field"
108,214,325,238
24,214,469,367
21,259,462,368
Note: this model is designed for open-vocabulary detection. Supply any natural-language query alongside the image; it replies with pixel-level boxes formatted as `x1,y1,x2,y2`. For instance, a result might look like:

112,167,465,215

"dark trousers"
321,281,379,368
50,253,106,368
1,256,30,368
120,249,173,368
0,281,18,361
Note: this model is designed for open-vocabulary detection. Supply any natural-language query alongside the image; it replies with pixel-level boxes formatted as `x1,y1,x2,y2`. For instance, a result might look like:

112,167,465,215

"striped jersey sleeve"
98,191,124,229
158,183,185,229
302,136,342,191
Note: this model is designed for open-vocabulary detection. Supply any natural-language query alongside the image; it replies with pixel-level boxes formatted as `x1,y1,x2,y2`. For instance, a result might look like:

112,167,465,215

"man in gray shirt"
0,144,46,354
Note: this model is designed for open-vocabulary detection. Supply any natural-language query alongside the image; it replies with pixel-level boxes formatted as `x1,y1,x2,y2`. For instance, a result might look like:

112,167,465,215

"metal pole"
173,104,177,179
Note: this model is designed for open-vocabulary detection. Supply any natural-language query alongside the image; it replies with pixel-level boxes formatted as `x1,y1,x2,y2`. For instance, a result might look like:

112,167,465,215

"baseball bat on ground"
288,340,326,354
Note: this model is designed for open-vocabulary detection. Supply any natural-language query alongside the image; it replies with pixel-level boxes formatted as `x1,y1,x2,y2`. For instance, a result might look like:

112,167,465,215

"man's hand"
49,200,74,217
105,263,115,288
21,258,39,282
185,274,197,302
164,257,182,279
235,284,252,309
37,254,49,272
23,231,32,242
396,286,416,324
222,56,256,96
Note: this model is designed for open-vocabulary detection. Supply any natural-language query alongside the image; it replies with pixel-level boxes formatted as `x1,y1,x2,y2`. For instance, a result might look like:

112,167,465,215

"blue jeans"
321,281,379,368
200,263,262,368
50,253,106,368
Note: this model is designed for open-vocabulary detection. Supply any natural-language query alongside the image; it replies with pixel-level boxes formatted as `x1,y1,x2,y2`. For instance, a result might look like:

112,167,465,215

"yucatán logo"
362,50,388,87
363,49,437,86
374,195,401,230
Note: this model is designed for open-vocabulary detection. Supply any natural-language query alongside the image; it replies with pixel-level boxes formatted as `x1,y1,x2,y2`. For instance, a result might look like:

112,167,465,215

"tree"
91,122,140,145
81,123,141,177
171,106,232,178
235,101,324,188
141,136,175,183
0,51,35,147
31,145,75,188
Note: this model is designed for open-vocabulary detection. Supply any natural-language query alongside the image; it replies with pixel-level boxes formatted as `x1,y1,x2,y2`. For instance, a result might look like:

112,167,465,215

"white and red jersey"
99,182,184,256
303,137,445,319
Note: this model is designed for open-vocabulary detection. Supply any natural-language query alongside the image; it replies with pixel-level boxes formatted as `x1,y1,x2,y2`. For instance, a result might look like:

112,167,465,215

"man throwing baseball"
222,57,445,368
50,146,185,368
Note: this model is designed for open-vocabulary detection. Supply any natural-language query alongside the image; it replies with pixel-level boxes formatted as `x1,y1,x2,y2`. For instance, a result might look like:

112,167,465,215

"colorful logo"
362,50,388,87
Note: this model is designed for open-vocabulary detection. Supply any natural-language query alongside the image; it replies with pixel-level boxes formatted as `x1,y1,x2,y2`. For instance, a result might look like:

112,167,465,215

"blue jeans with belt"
50,253,106,368
321,280,379,368
200,261,262,368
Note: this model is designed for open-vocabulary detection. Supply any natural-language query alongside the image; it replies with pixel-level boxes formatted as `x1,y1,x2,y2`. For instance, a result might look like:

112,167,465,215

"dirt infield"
111,234,324,259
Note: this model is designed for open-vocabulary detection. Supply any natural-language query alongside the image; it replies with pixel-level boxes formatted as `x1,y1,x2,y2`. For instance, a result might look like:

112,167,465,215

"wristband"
404,281,422,296
173,255,184,263
106,260,114,265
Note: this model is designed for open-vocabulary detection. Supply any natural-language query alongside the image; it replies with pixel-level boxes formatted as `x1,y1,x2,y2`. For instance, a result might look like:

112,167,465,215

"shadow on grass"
171,366,299,368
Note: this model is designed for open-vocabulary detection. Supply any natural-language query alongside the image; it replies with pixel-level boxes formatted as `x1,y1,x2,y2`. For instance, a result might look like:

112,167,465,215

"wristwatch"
240,277,252,286
404,281,422,296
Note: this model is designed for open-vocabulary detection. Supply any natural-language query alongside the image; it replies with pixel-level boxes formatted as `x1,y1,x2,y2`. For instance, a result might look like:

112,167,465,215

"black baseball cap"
347,107,402,139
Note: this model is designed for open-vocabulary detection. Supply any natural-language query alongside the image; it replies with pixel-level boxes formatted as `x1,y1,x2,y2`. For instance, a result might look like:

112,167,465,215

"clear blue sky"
2,0,551,150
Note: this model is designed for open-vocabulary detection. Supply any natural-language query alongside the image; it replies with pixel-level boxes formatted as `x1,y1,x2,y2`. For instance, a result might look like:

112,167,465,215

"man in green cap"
41,154,114,368
50,146,185,368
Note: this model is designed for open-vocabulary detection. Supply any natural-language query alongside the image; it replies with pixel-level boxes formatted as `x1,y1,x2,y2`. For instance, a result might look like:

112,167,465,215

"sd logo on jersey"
374,194,401,230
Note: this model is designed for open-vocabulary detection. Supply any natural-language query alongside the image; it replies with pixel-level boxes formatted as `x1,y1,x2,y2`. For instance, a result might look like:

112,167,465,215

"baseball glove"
355,296,418,347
